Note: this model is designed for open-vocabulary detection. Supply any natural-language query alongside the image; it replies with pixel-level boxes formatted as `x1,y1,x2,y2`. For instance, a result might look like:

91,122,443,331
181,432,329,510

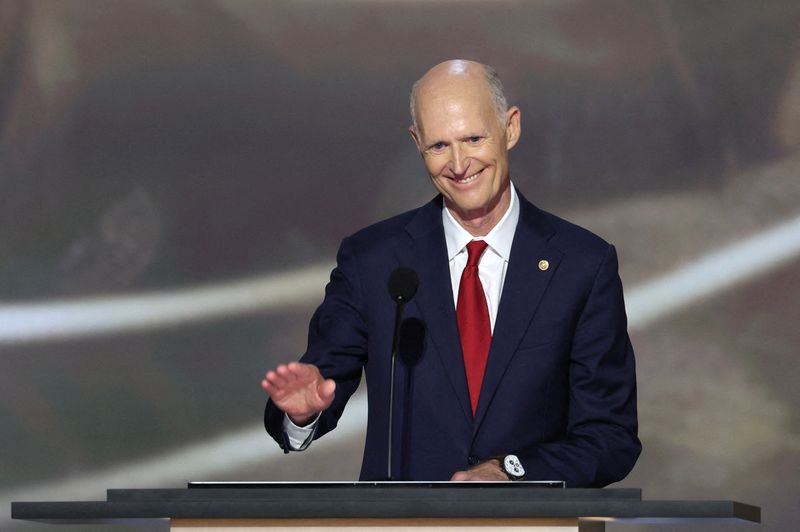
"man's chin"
443,190,493,216
445,202,493,224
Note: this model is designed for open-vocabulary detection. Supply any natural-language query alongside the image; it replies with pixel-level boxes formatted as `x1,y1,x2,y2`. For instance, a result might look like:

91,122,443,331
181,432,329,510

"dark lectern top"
188,480,567,489
12,483,760,526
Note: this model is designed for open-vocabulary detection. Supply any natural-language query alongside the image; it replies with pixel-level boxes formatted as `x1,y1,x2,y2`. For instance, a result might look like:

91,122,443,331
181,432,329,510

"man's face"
410,73,520,231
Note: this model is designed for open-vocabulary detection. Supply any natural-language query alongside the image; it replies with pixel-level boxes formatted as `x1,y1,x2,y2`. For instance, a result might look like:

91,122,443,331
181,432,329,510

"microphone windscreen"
398,317,426,366
388,267,419,303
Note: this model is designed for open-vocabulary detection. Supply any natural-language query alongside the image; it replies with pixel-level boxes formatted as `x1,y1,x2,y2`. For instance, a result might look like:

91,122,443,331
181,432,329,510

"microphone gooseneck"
386,267,419,481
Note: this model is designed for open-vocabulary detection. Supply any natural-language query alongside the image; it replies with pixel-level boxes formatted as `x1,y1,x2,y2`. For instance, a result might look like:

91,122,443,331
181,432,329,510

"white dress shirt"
443,185,519,332
282,185,520,449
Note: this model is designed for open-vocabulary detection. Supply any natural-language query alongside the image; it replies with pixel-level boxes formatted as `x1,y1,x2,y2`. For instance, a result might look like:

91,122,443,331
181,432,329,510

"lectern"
12,482,760,531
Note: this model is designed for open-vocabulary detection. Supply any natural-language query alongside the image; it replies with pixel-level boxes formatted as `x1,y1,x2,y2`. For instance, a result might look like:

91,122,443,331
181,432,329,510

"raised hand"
261,362,336,425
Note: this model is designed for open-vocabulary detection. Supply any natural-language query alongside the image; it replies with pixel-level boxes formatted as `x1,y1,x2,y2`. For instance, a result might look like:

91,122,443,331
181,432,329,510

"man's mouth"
455,169,482,184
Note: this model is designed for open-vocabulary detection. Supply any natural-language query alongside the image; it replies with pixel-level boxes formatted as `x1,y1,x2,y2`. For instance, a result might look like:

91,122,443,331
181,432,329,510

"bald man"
262,60,640,485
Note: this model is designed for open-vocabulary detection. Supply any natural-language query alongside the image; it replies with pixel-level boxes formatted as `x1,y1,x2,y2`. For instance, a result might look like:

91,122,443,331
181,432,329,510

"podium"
12,482,760,531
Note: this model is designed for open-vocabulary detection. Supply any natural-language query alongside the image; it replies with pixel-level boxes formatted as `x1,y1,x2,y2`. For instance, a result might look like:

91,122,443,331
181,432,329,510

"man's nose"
449,145,467,175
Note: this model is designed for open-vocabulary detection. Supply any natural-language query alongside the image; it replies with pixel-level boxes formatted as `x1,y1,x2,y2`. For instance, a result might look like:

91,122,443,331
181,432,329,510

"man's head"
409,60,521,236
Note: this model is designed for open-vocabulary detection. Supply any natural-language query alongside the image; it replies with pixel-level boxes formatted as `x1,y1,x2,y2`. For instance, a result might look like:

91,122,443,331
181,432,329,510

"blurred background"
1,1,799,530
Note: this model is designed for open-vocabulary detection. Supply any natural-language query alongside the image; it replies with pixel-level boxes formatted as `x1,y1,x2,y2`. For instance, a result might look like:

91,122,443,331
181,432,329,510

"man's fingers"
450,471,483,481
319,379,336,398
286,361,304,373
261,377,285,399
317,379,336,408
260,363,332,417
450,461,508,482
289,362,320,381
275,364,299,382
276,362,320,384
268,363,314,388
264,370,288,390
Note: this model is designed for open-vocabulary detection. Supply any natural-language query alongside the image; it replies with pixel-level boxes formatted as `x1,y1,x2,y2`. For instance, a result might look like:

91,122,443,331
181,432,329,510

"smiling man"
408,60,518,237
262,60,640,485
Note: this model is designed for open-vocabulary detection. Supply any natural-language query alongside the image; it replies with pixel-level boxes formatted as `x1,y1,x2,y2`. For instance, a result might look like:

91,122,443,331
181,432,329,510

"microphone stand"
385,266,418,481
387,296,406,481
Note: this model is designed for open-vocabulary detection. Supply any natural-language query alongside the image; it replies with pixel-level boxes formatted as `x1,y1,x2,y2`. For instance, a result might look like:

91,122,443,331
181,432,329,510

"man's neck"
445,186,512,237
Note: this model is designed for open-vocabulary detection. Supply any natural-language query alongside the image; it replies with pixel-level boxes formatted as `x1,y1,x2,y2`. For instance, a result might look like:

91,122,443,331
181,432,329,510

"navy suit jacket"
265,190,640,486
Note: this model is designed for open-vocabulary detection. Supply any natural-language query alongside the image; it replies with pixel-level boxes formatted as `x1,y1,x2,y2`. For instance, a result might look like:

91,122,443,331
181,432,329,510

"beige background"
1,1,799,530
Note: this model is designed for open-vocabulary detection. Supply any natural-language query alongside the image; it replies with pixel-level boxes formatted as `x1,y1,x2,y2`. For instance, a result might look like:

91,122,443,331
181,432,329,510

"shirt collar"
443,184,519,261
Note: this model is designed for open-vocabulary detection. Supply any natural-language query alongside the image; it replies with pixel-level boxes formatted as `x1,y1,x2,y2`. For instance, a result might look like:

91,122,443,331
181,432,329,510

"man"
262,60,640,486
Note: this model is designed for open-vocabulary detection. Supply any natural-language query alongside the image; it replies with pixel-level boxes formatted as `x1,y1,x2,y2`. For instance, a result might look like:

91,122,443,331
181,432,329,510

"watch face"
503,455,525,479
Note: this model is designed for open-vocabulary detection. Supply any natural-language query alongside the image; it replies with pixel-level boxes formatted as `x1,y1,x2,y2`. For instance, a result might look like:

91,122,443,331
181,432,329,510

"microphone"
386,267,419,481
388,267,419,303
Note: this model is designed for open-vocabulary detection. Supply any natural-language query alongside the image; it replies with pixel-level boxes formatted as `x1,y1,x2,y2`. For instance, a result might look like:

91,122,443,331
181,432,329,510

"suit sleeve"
264,236,368,450
516,244,641,487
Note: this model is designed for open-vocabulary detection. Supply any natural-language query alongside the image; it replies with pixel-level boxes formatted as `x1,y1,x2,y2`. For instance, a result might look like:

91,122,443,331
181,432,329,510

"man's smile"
453,168,484,185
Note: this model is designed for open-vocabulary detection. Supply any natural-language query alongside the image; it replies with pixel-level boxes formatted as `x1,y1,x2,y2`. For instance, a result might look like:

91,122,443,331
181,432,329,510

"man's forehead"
416,98,496,141
418,82,494,118
413,62,498,138
418,72,491,113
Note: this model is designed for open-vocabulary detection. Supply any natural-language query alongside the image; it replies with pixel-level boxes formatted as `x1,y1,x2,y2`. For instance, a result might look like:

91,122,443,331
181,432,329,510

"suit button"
467,455,480,466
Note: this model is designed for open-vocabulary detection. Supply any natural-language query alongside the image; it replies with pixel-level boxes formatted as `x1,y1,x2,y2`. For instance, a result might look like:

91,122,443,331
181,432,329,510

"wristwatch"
498,454,525,480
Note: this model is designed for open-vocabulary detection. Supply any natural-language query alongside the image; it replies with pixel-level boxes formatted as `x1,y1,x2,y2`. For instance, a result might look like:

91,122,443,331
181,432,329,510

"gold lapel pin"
538,259,549,271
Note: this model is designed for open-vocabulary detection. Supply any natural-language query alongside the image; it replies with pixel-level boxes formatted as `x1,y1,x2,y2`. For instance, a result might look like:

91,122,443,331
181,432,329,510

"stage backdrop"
1,1,799,530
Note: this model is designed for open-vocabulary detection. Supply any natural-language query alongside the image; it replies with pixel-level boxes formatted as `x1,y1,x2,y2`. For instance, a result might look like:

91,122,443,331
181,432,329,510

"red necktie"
456,240,492,416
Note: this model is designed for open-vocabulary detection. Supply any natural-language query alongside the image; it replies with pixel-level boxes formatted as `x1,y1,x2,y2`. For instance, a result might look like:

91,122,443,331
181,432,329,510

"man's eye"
468,136,481,143
431,142,445,151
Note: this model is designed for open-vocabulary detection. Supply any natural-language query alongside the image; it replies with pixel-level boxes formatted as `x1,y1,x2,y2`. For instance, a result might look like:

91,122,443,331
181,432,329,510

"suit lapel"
394,193,565,430
473,194,563,431
398,197,473,424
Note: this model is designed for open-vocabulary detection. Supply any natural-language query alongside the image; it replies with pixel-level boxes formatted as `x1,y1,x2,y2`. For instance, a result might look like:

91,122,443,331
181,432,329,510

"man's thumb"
319,379,336,402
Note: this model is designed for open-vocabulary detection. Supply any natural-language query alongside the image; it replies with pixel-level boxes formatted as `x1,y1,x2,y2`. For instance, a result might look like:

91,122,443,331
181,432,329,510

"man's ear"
505,106,521,150
409,126,424,153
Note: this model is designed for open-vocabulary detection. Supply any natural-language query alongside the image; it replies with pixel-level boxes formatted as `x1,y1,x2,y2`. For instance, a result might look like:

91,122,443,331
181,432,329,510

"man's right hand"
261,362,336,426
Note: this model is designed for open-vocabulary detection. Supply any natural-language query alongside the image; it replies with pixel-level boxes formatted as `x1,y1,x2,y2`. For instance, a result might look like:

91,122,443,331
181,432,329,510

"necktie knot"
465,240,488,267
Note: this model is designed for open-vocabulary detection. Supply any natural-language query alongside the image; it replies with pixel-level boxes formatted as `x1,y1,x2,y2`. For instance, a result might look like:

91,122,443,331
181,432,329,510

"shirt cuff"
281,413,320,451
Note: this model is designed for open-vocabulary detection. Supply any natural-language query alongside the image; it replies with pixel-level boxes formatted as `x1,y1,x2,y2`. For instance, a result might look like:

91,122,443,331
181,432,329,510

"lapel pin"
538,259,549,271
